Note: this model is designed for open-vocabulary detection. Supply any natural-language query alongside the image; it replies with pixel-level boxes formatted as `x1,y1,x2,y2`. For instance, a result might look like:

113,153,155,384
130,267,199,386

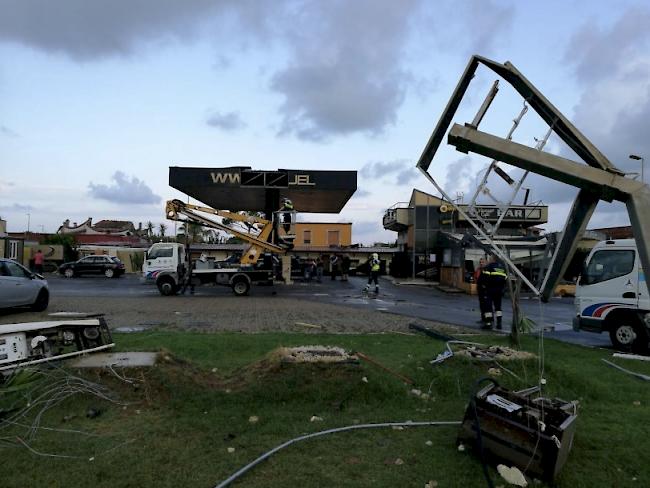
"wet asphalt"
24,273,611,349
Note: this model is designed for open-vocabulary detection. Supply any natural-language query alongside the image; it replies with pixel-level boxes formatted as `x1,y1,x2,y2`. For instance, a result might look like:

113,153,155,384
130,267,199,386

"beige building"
294,222,352,247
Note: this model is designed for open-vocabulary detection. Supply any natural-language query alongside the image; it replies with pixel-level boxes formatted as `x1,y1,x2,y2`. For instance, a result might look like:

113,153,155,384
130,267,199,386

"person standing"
341,254,351,282
474,257,488,325
33,249,44,274
483,254,507,329
363,253,381,294
316,256,324,283
329,254,339,280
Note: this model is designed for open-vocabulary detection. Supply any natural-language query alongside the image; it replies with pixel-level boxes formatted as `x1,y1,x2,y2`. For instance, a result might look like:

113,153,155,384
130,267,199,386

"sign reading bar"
460,206,544,222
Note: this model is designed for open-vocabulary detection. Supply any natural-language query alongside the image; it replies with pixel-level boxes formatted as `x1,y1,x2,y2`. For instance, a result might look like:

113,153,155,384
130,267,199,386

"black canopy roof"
169,166,357,213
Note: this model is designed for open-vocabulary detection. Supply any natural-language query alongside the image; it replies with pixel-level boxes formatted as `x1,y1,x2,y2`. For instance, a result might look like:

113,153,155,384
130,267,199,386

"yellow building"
294,222,352,247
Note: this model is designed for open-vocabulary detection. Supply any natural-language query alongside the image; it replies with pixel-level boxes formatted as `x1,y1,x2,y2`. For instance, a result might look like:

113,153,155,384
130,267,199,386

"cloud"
565,8,650,84
206,111,246,131
88,171,161,205
0,203,34,212
360,159,409,179
271,0,421,141
0,0,261,61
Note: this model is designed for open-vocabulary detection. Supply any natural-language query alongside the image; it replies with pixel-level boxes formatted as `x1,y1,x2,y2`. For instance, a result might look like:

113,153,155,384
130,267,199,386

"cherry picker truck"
143,198,297,296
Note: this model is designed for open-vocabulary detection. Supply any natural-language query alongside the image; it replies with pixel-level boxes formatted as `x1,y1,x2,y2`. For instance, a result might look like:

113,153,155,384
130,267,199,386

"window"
9,241,19,260
148,247,174,259
5,260,30,278
327,230,340,246
583,250,635,285
303,230,312,244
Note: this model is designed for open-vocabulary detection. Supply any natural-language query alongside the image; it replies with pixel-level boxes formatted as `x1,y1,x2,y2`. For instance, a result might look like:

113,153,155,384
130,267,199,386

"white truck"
142,242,276,296
574,239,650,350
143,199,296,296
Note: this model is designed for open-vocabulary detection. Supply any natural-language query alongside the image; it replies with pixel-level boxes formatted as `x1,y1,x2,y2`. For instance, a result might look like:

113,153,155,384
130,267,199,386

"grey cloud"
271,0,420,140
0,0,278,61
565,7,650,83
88,171,161,205
463,0,514,54
397,168,418,185
360,159,410,179
0,203,34,212
206,111,246,131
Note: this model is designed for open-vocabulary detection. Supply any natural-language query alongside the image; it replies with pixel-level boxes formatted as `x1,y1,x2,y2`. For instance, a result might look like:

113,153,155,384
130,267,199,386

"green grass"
3,330,650,487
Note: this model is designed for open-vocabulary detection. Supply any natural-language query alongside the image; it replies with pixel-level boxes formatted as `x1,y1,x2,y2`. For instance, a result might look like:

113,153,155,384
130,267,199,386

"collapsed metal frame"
417,55,650,301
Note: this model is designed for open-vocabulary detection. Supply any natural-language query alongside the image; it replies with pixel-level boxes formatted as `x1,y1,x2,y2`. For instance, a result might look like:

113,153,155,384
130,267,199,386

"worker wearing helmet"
363,252,381,294
280,198,294,233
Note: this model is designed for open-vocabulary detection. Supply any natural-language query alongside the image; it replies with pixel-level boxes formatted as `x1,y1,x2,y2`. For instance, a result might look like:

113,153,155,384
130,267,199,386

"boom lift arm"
165,199,293,264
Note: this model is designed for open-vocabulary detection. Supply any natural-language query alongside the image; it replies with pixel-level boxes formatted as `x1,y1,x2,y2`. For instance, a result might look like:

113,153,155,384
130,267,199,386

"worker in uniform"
474,257,488,325
482,254,507,330
280,198,294,234
363,253,381,294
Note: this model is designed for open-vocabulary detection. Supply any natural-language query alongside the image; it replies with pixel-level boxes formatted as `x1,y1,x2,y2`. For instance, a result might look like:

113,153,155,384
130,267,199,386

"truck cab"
574,239,650,350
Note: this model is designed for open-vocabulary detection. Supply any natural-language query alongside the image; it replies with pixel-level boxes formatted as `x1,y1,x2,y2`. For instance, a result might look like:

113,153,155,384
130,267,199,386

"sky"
1,0,649,244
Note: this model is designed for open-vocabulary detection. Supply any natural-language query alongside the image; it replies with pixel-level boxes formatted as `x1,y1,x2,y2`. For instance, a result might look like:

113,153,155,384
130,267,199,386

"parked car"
0,258,49,311
58,255,125,278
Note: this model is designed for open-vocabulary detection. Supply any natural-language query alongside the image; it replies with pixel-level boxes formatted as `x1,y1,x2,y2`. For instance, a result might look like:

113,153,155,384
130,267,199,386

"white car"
0,258,49,311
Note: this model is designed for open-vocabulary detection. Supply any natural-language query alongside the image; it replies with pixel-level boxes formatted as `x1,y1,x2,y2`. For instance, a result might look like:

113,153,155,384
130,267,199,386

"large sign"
458,205,547,223
208,170,316,187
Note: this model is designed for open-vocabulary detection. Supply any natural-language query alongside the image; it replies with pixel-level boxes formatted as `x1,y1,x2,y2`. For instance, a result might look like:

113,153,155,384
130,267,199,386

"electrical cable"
213,420,461,488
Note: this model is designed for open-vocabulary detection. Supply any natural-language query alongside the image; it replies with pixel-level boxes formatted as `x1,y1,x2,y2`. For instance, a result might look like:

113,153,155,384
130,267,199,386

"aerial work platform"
169,166,357,217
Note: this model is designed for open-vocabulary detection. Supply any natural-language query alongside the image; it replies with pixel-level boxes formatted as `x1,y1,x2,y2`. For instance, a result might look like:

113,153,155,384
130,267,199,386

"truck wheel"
609,318,645,351
232,278,250,296
157,277,177,296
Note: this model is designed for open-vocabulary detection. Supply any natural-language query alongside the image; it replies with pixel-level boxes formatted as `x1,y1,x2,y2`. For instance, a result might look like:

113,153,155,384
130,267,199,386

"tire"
64,268,75,278
157,277,177,296
232,277,250,296
104,268,114,278
31,289,49,312
609,317,646,352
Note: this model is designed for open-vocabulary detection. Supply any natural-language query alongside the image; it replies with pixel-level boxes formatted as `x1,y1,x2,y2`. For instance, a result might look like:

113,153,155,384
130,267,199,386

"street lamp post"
629,154,645,184
26,213,30,233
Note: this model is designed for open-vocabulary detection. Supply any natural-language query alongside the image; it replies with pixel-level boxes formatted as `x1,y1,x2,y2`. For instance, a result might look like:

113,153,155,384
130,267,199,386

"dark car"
58,255,125,278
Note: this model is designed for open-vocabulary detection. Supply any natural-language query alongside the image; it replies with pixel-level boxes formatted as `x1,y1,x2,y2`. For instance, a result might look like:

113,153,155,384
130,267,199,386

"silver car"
0,258,49,311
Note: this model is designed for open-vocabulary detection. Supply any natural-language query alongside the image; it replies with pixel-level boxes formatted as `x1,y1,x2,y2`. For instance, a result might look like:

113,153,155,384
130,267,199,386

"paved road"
32,273,611,348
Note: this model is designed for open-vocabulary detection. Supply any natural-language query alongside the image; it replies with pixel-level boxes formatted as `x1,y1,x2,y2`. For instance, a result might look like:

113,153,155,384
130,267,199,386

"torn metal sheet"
0,318,114,372
70,352,157,368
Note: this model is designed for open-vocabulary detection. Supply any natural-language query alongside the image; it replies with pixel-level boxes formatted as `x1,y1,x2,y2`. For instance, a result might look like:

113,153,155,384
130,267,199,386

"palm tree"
146,221,155,241
159,223,167,239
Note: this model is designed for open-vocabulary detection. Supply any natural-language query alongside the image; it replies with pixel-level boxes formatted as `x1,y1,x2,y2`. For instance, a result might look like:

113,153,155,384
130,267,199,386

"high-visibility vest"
371,259,380,272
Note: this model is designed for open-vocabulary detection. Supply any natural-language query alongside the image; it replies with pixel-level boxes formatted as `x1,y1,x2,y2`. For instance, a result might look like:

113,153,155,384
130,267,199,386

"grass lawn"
2,329,650,487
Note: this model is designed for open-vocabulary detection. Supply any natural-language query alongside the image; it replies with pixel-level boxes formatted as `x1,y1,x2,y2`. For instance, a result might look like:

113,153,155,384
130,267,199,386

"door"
578,248,638,320
75,256,94,275
327,230,340,247
2,261,37,306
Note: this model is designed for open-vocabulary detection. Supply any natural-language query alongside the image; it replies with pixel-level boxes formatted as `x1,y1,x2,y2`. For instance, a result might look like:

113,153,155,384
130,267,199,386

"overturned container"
457,380,578,481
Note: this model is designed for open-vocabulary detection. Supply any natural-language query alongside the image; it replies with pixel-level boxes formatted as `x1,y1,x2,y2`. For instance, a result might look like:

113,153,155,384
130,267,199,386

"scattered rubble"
497,464,528,487
276,346,356,364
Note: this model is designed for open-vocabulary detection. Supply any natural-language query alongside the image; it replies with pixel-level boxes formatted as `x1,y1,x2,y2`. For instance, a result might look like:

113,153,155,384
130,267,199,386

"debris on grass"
248,415,259,423
310,415,323,422
425,481,438,488
227,447,236,453
497,464,528,487
277,346,356,364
